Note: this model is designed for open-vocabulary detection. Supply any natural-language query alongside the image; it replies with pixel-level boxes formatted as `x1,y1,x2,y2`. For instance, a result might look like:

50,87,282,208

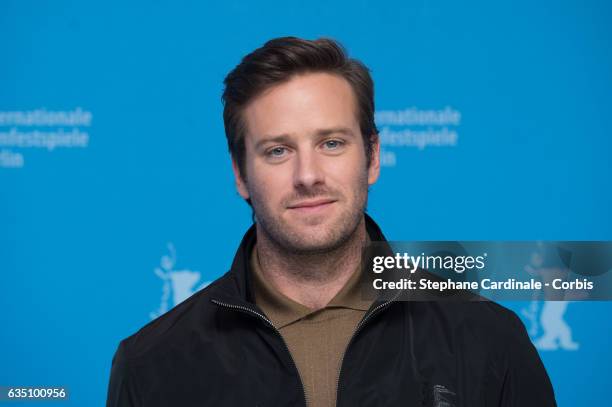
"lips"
287,199,337,213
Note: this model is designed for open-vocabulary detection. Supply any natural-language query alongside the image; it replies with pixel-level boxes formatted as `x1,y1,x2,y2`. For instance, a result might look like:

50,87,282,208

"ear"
231,158,250,200
367,134,381,185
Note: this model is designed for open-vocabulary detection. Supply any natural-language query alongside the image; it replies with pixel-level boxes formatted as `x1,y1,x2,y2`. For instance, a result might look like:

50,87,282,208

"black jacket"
106,214,556,406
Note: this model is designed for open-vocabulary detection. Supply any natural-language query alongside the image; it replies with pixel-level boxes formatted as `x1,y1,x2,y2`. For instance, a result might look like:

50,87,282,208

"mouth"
287,199,337,214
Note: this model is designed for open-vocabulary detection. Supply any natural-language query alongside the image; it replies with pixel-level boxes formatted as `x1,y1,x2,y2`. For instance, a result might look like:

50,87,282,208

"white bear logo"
521,242,579,351
150,243,210,319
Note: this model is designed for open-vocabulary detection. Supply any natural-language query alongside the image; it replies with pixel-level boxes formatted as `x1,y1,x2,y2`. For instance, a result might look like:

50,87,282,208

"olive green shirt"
250,244,372,407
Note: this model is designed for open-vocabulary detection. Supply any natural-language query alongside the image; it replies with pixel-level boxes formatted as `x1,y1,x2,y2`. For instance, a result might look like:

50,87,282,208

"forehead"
242,72,359,140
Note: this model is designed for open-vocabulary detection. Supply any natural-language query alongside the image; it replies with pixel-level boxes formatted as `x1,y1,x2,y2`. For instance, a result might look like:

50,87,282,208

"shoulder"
409,298,532,353
453,300,526,333
453,300,530,344
113,270,237,363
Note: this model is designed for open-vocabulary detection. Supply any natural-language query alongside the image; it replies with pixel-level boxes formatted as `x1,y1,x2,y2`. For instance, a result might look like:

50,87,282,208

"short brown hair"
222,36,378,181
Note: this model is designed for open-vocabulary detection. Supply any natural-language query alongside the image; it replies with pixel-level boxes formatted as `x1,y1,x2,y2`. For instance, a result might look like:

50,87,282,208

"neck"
255,216,368,310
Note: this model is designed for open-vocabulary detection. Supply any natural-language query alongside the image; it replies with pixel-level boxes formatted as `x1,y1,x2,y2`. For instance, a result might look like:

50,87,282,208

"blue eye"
267,147,287,157
323,140,344,150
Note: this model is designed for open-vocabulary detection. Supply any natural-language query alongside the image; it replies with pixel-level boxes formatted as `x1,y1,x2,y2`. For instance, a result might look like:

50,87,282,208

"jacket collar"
210,212,391,308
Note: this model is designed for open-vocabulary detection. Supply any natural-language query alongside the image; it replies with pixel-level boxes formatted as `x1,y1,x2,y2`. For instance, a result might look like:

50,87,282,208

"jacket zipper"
211,299,310,407
335,297,399,406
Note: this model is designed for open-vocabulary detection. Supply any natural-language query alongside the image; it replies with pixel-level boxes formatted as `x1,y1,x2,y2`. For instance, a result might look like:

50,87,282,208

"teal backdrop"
1,0,610,405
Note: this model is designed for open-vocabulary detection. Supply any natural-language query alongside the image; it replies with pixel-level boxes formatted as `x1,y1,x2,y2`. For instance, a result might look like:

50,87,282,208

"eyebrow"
254,127,356,151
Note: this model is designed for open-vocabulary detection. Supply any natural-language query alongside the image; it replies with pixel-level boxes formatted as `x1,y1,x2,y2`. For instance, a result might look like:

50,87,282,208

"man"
106,37,556,406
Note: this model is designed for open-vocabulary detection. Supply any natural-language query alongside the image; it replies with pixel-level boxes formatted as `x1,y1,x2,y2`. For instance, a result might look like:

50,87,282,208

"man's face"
232,72,380,254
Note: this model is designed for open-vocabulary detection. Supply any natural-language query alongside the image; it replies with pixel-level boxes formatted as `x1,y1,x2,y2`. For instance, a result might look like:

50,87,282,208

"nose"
293,148,325,190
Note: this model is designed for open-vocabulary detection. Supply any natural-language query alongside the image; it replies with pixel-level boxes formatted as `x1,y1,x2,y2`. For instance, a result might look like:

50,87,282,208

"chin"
282,227,352,254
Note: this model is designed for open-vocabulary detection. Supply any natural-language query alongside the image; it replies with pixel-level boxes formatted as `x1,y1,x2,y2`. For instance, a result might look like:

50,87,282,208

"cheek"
249,166,291,202
325,154,368,191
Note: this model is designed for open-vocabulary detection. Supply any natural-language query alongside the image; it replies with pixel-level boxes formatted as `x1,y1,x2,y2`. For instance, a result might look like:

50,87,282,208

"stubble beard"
249,174,369,258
